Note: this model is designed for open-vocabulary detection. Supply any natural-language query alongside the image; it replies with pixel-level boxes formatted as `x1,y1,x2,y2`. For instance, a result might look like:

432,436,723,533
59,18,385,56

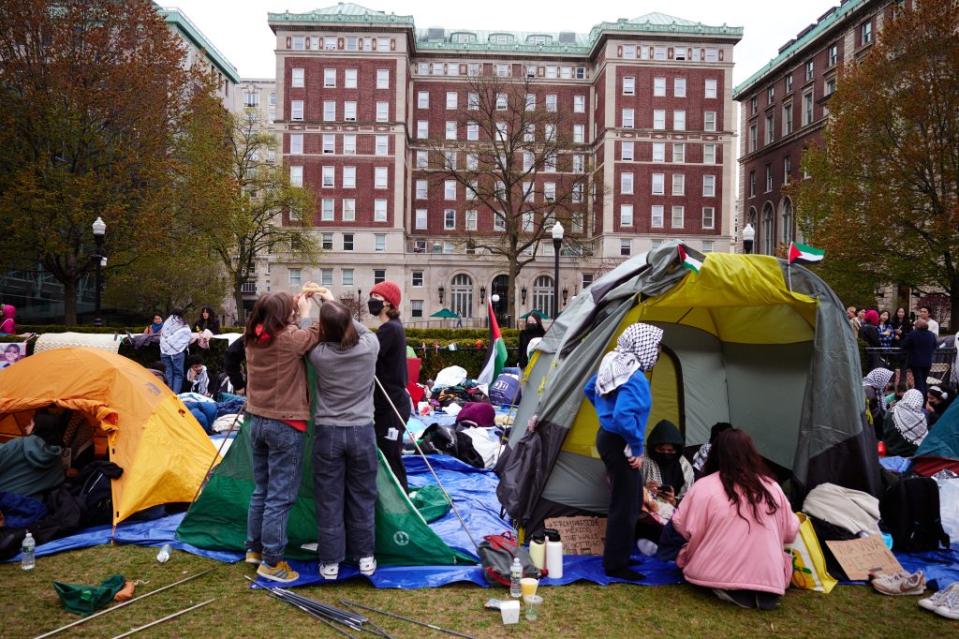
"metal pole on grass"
109,598,215,639
341,599,477,639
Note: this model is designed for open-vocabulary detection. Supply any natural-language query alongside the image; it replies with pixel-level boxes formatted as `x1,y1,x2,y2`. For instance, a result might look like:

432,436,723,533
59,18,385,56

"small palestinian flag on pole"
678,243,706,274
787,241,825,265
477,298,508,385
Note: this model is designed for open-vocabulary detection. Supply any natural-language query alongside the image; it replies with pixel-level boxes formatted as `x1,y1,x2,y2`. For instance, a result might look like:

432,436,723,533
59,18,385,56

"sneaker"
712,589,757,609
358,556,377,576
871,570,926,596
930,582,959,620
319,562,339,581
919,582,957,612
256,560,299,584
244,551,262,565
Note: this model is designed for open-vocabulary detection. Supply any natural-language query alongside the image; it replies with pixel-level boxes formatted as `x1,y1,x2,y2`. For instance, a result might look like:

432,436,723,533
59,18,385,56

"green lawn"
1,545,952,638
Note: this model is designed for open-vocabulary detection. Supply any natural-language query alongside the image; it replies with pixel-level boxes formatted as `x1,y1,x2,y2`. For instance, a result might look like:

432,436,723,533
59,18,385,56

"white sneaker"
928,582,959,620
636,539,658,557
319,562,339,581
358,556,377,577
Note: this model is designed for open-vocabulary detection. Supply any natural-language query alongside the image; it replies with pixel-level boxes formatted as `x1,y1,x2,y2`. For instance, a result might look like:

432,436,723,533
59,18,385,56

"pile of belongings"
178,392,246,434
419,402,503,470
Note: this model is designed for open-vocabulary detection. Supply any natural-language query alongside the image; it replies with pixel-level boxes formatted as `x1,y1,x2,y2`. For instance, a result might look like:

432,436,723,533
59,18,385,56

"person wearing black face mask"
368,281,411,492
636,419,694,542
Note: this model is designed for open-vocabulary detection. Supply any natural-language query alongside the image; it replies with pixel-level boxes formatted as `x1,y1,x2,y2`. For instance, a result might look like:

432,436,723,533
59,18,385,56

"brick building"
733,0,904,255
265,4,741,326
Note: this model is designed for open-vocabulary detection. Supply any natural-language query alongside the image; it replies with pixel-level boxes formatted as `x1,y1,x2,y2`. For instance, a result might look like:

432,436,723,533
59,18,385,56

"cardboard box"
825,535,904,581
543,516,607,555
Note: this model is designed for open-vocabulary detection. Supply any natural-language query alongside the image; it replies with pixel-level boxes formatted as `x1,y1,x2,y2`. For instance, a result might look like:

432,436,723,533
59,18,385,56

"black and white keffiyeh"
892,389,928,445
596,323,664,396
862,368,894,391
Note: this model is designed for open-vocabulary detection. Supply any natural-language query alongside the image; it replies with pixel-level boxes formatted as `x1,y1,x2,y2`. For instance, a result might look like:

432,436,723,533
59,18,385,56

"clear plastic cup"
520,577,539,598
524,594,543,621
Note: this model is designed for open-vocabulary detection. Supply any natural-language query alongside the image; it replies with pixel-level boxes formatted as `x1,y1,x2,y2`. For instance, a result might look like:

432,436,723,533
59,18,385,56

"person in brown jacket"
243,288,328,583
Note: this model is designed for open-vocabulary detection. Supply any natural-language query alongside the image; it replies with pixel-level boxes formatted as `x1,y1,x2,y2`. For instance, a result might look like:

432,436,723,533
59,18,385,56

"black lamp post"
91,216,106,326
551,221,564,318
742,223,755,255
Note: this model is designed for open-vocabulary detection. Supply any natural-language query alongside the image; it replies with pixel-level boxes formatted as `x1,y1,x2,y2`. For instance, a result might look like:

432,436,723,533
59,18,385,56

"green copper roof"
269,5,742,55
733,0,868,99
159,7,240,83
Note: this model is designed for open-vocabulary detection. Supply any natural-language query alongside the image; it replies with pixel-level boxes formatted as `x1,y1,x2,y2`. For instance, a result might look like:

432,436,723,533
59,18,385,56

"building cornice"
158,7,240,83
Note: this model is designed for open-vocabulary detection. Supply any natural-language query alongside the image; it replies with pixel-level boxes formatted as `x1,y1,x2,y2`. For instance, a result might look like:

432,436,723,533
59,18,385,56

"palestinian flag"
477,299,508,386
678,244,706,273
787,241,825,264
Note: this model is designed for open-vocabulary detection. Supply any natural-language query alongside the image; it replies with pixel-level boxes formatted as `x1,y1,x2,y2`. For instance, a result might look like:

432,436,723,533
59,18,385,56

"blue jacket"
584,372,651,456
902,327,938,368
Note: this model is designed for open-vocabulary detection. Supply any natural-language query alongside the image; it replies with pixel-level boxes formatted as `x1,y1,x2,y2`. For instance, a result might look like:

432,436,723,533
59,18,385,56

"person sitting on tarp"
0,410,68,500
671,428,799,610
636,419,695,543
863,368,894,438
185,354,210,396
882,388,928,457
925,384,952,429
584,322,663,582
692,422,733,480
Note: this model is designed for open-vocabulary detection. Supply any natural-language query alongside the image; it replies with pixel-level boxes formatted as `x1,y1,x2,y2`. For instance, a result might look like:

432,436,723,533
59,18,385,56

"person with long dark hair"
584,322,663,581
517,311,546,369
671,429,799,610
195,305,221,335
308,300,380,580
243,289,323,583
368,281,411,492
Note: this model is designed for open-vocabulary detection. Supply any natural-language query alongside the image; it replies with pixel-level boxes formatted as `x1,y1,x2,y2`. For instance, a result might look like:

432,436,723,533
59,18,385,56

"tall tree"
426,74,596,324
0,0,205,324
793,2,959,321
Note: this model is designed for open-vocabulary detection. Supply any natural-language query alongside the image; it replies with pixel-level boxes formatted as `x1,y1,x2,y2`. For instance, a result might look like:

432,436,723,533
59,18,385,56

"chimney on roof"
558,31,576,43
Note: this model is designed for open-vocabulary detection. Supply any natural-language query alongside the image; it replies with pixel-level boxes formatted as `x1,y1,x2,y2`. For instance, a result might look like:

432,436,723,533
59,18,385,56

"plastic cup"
524,595,543,621
500,599,520,624
520,577,539,598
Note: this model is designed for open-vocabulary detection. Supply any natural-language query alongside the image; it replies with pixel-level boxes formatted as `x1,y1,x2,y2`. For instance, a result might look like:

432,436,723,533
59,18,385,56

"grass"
2,545,953,639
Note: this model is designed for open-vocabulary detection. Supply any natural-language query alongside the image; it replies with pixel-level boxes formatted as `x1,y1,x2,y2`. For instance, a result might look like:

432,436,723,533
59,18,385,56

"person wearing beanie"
368,281,411,492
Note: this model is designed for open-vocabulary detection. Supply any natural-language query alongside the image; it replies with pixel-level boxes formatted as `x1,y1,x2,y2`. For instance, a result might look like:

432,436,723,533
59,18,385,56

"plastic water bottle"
156,543,172,563
509,557,522,598
21,532,36,571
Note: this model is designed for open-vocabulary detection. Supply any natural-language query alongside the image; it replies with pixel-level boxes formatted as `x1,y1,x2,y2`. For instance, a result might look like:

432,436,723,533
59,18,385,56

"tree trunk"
233,278,246,327
507,259,520,329
63,276,78,326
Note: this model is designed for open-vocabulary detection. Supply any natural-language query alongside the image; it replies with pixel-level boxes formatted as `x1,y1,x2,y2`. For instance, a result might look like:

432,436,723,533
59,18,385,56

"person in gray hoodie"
0,410,66,499
308,299,380,581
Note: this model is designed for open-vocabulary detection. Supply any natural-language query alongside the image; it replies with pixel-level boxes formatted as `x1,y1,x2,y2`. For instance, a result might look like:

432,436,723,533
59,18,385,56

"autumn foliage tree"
426,74,596,323
0,0,217,324
794,2,959,320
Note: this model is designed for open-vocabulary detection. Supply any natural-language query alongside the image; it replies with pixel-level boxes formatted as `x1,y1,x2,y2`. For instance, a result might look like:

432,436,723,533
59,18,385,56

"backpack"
477,532,545,587
879,477,950,552
494,428,546,524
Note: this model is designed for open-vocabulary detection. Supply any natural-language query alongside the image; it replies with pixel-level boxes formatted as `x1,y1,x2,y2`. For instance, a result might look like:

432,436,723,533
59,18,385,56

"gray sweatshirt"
307,320,380,427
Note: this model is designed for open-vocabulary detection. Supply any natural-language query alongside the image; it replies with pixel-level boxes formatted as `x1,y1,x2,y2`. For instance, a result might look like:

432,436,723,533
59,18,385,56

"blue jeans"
313,424,378,563
161,351,186,393
245,414,305,566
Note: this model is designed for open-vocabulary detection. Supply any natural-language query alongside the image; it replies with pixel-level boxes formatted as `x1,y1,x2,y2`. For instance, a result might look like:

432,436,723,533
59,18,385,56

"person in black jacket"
368,281,410,492
517,311,546,369
859,309,882,370
902,319,938,396
195,306,221,335
223,337,246,394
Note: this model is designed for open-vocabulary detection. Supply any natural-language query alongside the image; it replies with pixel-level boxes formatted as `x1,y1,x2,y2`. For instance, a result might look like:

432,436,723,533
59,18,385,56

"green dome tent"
499,242,881,534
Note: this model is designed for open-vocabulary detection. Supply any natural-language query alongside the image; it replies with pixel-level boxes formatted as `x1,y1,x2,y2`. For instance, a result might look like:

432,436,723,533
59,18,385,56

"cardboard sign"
825,535,904,581
543,516,607,556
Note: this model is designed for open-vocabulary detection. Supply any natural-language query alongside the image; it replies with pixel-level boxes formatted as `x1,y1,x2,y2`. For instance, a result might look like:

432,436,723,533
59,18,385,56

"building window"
546,95,557,112
654,77,666,97
764,113,774,144
703,143,716,164
784,74,793,93
783,103,793,136
466,210,477,231
767,85,775,104
343,134,356,155
320,134,334,154
750,96,758,115
415,180,427,200
749,124,758,152
574,95,585,113
292,36,305,50
674,77,686,98
672,173,685,196
652,142,665,162
765,164,773,192
783,156,792,185
291,100,304,121
573,124,585,144
861,21,872,46
374,234,386,252
343,166,356,188
623,76,635,96
415,209,427,230
572,154,584,173
762,203,775,255
445,121,457,141
466,153,477,170
376,102,388,122
702,241,714,253
703,175,716,197
445,91,457,109
342,199,355,221
343,234,354,251
444,180,456,200
493,212,505,231
321,198,334,220
496,93,507,110
673,143,685,163
443,209,456,230
417,121,428,139
828,44,838,67
375,135,389,156
345,68,357,88
289,268,301,287
290,133,303,155
411,271,424,287
582,272,594,289
411,300,424,319
653,109,665,130
374,200,387,222
705,111,717,132
674,110,686,131
651,205,664,229
244,91,259,107
623,44,636,59
620,171,634,195
622,141,635,161
374,269,386,284
467,92,479,110
805,60,814,82
620,239,632,256
652,173,665,195
749,171,756,197
450,274,473,319
322,101,334,121
781,198,794,245
622,109,634,129
292,68,305,88
374,167,388,189
320,68,335,88
825,77,836,96
802,91,814,126
532,275,554,319
340,268,354,286
671,206,684,228
417,91,429,109
705,78,717,99
620,204,633,227
654,46,667,61
289,165,303,187
319,268,333,287
376,68,389,89
321,166,334,188
702,206,715,230
344,101,356,121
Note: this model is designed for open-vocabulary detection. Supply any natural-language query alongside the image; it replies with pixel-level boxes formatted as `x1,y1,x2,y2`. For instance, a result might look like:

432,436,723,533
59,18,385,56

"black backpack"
879,477,950,552
494,428,547,524
476,532,545,587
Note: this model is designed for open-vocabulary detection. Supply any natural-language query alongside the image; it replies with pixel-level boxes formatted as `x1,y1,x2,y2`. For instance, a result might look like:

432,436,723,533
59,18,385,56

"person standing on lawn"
902,318,938,397
243,289,323,583
517,311,546,369
308,299,380,581
584,322,664,582
159,309,191,392
368,281,411,493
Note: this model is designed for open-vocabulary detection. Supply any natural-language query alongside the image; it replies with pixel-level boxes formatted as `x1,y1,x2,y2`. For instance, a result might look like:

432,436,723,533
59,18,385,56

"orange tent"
0,348,218,525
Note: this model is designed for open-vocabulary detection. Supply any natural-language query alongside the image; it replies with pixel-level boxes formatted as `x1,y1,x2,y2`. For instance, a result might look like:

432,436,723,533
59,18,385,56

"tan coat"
244,322,322,421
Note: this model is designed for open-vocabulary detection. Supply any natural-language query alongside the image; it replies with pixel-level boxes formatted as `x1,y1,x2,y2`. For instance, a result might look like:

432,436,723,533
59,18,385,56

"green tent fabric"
53,574,125,615
408,484,451,523
177,369,472,566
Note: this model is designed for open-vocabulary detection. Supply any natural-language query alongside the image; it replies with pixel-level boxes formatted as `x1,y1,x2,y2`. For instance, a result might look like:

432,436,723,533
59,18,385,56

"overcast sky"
158,0,840,86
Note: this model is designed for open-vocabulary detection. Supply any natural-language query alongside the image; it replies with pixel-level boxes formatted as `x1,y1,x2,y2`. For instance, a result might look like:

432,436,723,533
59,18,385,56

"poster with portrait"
0,342,27,369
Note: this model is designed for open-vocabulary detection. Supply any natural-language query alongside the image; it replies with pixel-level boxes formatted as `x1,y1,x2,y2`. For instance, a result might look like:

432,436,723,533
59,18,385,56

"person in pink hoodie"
0,304,15,335
671,428,799,610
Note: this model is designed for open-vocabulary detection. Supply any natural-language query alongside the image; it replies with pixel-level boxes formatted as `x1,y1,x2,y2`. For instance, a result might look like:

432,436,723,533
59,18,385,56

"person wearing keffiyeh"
882,388,928,457
584,322,664,582
863,368,894,438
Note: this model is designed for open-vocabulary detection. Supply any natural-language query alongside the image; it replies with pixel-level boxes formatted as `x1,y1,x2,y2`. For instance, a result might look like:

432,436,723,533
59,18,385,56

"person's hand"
295,294,312,318
527,414,539,433
645,480,659,494
627,456,643,470
235,387,245,396
659,485,676,504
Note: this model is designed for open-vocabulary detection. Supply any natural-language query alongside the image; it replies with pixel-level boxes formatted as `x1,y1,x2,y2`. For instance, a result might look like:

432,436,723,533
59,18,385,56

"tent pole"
109,598,215,639
788,263,793,292
341,599,477,639
374,376,481,552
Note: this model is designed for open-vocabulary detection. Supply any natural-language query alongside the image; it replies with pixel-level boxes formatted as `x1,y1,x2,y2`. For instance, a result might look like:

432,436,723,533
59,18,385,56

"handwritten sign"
544,516,607,556
825,536,903,581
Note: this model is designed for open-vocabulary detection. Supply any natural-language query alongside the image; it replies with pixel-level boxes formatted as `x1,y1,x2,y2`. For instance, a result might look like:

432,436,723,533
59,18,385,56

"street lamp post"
551,221,564,319
91,217,106,327
742,223,755,255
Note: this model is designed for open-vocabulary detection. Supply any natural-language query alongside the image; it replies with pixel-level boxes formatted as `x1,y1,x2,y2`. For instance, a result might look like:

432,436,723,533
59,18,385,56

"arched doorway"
532,275,554,319
762,202,775,255
491,274,509,326
450,273,473,319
